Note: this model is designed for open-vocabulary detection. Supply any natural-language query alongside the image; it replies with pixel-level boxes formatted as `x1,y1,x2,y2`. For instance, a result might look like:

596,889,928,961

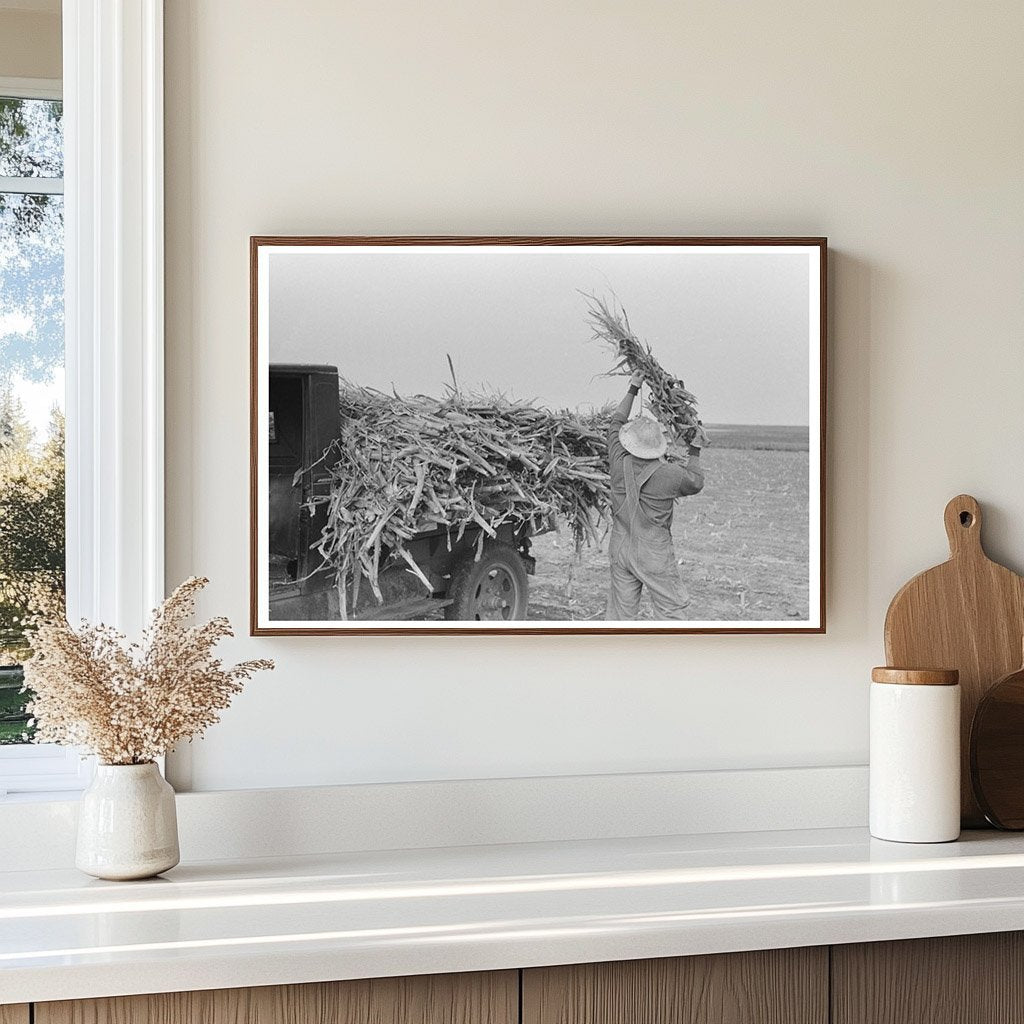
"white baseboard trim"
0,765,867,872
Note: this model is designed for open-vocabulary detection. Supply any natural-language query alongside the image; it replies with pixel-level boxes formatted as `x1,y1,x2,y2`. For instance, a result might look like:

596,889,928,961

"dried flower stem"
23,577,273,765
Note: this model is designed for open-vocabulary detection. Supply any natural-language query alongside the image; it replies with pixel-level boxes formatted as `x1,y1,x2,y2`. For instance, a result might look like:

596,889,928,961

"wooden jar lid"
871,667,960,686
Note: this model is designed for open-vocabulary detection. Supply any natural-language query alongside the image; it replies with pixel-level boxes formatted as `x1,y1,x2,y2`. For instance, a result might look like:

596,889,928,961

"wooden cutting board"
884,494,1024,826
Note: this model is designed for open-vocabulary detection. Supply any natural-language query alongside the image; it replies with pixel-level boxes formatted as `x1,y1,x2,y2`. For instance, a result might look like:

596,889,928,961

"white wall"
164,0,1024,792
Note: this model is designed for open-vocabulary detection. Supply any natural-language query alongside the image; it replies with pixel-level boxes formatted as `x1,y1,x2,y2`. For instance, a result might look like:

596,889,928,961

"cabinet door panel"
36,971,518,1024
523,948,827,1024
0,1007,29,1024
832,932,1024,1024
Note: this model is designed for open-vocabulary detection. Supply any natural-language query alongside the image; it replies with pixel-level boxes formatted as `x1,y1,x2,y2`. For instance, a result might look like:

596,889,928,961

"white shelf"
5,826,1024,1004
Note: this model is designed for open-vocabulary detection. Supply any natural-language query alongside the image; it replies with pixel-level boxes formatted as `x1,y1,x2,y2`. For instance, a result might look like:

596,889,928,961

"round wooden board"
971,664,1024,829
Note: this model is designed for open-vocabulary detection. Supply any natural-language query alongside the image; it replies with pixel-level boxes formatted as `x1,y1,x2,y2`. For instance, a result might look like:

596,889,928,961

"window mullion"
0,176,64,195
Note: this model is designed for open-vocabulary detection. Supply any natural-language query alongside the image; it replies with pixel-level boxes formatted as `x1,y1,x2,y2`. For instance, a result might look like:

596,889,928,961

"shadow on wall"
826,249,873,636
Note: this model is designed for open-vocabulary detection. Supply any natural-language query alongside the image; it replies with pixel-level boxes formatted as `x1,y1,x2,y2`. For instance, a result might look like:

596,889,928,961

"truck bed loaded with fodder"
266,298,700,622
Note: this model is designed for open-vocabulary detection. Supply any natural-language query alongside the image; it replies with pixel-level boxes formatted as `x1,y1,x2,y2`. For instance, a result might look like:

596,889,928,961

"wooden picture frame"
251,236,827,635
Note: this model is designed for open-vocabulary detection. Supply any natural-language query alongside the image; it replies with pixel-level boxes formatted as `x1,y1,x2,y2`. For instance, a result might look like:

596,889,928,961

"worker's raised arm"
672,424,708,495
607,372,644,468
674,451,705,496
610,371,644,428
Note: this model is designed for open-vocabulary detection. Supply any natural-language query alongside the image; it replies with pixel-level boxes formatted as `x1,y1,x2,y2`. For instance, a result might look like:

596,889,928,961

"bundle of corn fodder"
584,294,701,444
312,385,611,616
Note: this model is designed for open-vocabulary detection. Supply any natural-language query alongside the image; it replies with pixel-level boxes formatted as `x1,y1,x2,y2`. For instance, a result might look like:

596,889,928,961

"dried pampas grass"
23,577,273,765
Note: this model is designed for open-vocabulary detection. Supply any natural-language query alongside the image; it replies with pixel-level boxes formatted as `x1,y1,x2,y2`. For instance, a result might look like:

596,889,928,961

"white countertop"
4,826,1024,1004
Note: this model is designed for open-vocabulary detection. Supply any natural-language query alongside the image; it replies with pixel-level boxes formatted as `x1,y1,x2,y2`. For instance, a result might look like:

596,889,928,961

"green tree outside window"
0,95,65,743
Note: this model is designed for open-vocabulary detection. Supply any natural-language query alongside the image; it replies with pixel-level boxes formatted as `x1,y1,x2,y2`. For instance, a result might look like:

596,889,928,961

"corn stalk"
583,293,701,444
311,386,610,617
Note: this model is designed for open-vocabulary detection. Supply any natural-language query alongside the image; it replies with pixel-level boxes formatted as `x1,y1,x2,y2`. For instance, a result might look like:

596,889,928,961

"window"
0,5,166,798
0,79,82,795
0,87,64,729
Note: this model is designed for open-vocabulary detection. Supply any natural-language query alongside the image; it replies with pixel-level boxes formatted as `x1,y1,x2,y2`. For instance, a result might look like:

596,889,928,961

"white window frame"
0,0,164,797
0,74,85,796
0,76,64,192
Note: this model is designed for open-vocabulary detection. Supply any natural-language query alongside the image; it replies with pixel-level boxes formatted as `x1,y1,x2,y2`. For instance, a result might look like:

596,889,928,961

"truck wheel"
444,543,529,621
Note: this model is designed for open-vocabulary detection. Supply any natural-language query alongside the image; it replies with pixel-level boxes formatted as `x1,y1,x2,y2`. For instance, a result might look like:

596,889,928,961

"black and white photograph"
251,238,825,634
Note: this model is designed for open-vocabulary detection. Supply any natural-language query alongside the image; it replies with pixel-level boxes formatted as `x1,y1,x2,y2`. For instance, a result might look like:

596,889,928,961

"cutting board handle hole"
944,495,982,556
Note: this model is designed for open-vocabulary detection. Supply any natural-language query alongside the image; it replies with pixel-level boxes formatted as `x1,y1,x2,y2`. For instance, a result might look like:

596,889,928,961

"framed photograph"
250,236,826,635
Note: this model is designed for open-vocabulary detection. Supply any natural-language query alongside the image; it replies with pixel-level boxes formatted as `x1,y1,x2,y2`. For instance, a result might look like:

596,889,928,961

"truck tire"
444,542,529,621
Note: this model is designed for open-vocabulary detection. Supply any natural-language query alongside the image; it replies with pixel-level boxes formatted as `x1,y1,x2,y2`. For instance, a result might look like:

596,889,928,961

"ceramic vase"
76,762,180,880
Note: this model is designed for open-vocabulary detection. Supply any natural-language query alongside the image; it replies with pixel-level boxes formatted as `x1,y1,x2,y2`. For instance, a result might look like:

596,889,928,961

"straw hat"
619,414,668,460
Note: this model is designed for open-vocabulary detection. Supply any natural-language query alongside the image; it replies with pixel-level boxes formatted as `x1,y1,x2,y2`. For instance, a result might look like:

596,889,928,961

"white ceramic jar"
76,762,180,880
870,667,961,843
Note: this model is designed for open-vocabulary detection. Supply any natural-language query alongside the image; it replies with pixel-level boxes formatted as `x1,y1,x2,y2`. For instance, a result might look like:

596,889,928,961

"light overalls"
606,457,691,619
604,405,705,620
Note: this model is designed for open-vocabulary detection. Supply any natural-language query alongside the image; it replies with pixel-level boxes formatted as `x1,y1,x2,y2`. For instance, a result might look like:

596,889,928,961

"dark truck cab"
268,364,543,622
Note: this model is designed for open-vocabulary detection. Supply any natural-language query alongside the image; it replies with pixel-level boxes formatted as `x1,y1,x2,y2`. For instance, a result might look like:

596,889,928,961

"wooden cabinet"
13,933,1024,1024
34,971,517,1024
522,948,828,1024
832,932,1024,1024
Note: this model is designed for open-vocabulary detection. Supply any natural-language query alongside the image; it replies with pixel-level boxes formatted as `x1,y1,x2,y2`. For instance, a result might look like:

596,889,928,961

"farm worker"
605,371,706,620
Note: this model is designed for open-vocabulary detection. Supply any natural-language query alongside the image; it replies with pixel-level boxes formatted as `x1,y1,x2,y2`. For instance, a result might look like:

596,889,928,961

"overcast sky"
267,246,813,425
